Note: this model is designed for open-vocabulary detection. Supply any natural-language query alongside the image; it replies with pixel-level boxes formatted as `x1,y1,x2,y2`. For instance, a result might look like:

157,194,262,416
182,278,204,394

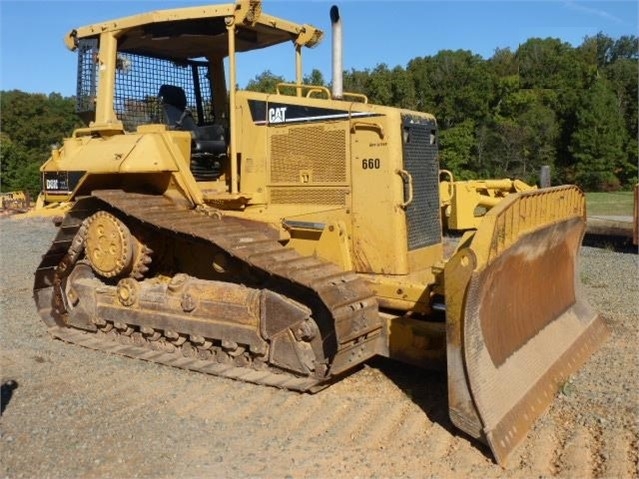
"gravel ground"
0,216,637,478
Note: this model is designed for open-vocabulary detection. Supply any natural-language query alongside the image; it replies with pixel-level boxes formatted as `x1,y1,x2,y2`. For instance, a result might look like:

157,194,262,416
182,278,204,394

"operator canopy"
65,1,323,60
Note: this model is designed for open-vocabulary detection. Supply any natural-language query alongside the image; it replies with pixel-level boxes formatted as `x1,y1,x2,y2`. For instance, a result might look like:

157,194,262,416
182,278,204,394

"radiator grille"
270,126,347,184
402,116,441,250
270,188,348,205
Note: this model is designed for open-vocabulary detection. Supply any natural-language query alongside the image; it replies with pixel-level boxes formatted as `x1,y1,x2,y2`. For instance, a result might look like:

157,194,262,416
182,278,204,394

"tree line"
1,33,636,196
1,92,82,196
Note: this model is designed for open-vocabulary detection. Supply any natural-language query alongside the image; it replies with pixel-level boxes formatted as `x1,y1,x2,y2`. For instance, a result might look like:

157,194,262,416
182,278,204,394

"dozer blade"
445,186,608,465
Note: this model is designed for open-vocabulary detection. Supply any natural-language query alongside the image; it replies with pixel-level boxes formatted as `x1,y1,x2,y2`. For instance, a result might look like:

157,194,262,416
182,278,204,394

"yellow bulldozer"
0,190,30,213
33,0,607,465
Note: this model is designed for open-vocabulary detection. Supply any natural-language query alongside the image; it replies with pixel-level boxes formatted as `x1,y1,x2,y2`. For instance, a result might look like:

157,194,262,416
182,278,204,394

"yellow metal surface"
440,171,536,231
40,128,204,207
361,265,439,314
470,185,582,263
285,220,353,271
386,313,446,369
18,195,72,218
348,105,410,275
65,1,322,56
93,33,121,128
0,191,29,211
232,89,437,276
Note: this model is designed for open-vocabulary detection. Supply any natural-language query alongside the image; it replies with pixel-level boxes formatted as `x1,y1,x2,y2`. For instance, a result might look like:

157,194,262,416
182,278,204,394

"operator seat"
158,84,227,181
158,84,198,130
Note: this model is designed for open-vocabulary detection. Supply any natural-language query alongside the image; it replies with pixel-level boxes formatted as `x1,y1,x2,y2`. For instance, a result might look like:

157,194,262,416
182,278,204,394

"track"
33,191,383,392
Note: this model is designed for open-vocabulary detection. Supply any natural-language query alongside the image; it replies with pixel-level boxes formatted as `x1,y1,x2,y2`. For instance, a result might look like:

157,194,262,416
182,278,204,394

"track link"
49,326,321,391
34,191,384,391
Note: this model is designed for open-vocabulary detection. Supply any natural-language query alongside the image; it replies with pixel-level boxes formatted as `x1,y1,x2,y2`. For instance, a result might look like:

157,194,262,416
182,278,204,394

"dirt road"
1,217,637,478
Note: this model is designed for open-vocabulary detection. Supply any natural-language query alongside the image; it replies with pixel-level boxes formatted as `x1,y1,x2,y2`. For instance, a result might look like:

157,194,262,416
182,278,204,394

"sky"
0,0,637,96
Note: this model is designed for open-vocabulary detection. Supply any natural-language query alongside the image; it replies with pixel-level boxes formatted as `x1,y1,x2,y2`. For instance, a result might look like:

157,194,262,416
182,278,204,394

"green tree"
1,91,79,153
579,33,615,68
343,68,371,96
517,38,587,90
570,80,629,190
245,70,286,93
610,35,639,62
517,102,560,182
488,84,560,183
389,66,417,110
409,50,494,128
406,56,436,113
483,118,529,178
364,64,393,106
1,133,25,191
0,135,41,195
490,47,518,77
304,68,326,86
0,91,80,196
438,120,478,179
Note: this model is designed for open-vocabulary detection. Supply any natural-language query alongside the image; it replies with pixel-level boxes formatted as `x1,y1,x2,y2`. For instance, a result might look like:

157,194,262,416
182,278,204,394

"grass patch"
585,191,634,216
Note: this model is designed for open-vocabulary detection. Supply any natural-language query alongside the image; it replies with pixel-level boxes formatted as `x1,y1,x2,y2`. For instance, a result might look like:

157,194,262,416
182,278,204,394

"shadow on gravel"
583,234,638,254
367,356,494,462
1,380,19,415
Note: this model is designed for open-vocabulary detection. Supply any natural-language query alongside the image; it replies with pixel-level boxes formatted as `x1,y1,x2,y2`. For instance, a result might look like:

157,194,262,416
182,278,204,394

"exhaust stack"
330,5,343,99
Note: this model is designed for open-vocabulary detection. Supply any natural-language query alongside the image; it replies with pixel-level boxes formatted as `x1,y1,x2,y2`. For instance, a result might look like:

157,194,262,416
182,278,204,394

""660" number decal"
361,158,380,169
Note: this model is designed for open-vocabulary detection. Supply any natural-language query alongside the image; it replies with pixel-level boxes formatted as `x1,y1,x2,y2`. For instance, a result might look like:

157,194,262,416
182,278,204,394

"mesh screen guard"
76,43,214,131
76,38,99,115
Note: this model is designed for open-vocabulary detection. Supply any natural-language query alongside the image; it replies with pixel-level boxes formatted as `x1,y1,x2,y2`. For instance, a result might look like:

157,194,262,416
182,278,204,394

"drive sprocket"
84,211,151,279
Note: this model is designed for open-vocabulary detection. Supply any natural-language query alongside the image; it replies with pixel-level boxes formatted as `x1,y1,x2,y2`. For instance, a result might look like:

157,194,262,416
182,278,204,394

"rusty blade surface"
462,217,608,465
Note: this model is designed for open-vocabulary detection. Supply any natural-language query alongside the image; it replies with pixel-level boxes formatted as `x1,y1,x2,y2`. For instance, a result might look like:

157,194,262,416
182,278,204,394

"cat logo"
268,106,287,124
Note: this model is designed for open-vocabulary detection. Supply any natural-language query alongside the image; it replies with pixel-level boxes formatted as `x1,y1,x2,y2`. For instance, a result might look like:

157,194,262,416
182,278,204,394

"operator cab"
68,1,323,187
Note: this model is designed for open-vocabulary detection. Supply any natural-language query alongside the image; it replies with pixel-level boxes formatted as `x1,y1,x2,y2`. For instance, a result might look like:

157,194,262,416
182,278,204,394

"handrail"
350,121,384,139
341,92,368,103
273,83,369,104
276,83,331,99
396,169,414,208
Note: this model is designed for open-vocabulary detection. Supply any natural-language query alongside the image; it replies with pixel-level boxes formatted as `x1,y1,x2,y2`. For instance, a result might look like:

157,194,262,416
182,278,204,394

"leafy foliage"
570,79,629,190
393,34,636,190
245,70,286,93
0,91,81,195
